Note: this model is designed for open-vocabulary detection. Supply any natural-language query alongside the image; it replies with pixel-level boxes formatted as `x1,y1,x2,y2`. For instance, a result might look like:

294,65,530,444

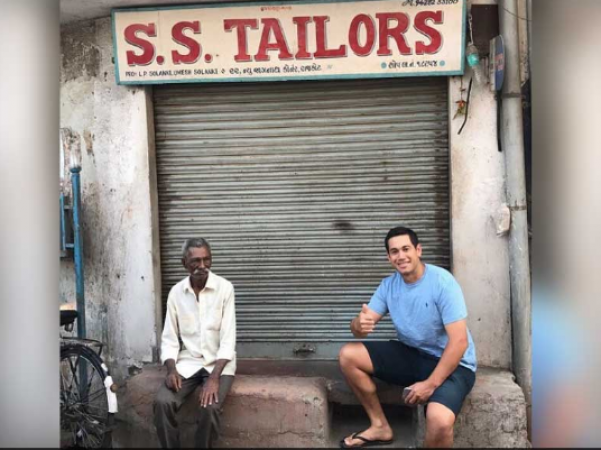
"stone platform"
113,361,529,448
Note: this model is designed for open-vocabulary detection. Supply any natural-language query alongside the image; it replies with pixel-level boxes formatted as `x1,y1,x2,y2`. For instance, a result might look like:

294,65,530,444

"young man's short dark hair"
385,227,419,252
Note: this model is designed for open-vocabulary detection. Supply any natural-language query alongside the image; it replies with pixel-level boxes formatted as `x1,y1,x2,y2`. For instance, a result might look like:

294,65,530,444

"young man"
339,227,477,448
154,238,236,449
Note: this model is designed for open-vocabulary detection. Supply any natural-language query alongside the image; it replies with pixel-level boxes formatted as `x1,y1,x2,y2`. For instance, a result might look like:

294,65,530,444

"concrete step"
217,376,329,448
113,362,529,448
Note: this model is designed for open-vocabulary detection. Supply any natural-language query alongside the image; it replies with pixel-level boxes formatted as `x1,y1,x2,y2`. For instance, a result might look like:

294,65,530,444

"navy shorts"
363,340,476,416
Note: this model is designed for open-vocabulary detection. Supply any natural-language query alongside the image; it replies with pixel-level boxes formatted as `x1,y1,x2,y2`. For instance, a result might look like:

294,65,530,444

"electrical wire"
500,5,531,22
468,10,475,43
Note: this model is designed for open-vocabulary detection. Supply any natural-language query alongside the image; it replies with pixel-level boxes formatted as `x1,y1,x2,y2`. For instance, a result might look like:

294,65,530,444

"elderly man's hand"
165,370,182,392
199,376,220,408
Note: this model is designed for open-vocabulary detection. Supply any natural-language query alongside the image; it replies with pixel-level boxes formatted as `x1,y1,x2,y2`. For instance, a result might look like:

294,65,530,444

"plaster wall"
449,75,511,368
60,17,160,380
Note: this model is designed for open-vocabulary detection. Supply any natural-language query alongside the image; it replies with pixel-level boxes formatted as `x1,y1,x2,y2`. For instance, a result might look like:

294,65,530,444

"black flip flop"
339,431,394,448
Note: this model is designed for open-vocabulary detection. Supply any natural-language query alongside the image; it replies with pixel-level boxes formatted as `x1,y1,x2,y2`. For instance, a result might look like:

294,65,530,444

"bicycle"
60,309,118,448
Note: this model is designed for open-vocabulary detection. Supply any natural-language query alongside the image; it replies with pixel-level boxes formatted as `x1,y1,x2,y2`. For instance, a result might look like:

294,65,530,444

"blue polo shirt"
368,264,477,372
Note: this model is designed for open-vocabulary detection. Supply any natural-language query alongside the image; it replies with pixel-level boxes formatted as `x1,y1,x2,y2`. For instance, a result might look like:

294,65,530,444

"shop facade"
60,0,515,379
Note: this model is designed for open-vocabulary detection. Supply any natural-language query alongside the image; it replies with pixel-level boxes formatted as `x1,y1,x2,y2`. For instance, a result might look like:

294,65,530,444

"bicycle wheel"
60,345,114,448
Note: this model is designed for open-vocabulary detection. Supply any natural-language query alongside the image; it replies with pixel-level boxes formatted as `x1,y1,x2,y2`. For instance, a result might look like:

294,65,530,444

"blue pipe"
70,166,86,339
59,193,67,253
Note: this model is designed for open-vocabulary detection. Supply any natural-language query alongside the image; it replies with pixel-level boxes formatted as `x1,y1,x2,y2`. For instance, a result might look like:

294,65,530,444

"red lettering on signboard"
256,18,293,61
414,11,443,55
293,16,312,59
172,21,202,64
314,16,347,58
122,8,450,69
376,13,411,56
224,19,259,62
349,14,376,57
124,23,156,66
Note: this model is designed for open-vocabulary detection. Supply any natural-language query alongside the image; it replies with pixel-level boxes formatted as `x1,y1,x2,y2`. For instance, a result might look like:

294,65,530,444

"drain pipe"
71,164,86,339
499,0,531,417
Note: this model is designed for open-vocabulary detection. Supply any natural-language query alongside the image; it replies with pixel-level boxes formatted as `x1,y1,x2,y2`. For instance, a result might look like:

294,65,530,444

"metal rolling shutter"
154,78,449,359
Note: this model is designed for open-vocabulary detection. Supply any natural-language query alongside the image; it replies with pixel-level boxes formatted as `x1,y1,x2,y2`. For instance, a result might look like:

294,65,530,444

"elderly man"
154,238,236,448
339,226,477,448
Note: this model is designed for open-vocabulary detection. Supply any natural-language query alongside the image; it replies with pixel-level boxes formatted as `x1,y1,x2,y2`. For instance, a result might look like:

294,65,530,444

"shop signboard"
112,0,466,84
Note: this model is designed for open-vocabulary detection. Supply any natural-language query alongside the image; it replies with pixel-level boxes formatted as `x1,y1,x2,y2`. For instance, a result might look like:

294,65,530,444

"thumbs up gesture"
355,303,376,336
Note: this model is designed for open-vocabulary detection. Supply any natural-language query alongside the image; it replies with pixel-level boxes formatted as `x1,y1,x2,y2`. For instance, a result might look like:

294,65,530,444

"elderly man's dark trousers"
153,369,234,448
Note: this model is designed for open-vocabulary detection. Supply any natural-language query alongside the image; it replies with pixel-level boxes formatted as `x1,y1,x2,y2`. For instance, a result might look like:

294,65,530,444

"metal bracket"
293,343,316,355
